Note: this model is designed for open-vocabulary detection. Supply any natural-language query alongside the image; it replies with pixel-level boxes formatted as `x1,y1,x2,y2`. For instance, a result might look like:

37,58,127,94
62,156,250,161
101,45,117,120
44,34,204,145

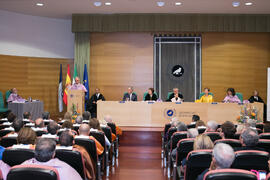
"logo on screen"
172,65,184,77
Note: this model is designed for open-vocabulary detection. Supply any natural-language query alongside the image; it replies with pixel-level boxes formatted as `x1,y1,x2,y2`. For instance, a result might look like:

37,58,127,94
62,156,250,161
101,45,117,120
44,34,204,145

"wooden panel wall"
89,32,153,100
0,55,73,116
202,33,270,103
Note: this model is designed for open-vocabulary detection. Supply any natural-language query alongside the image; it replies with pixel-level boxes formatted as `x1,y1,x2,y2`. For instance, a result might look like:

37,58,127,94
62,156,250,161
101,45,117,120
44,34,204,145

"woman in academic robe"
144,88,158,101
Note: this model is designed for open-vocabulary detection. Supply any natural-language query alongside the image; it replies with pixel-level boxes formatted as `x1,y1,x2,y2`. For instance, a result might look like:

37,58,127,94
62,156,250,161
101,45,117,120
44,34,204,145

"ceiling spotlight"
105,2,111,5
94,2,102,6
157,1,165,7
175,2,182,6
232,1,240,7
36,3,44,6
245,2,253,6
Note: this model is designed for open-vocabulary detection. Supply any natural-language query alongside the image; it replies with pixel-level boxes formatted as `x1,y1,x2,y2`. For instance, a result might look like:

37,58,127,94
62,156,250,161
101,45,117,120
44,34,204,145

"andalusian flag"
72,64,78,85
58,64,63,112
63,64,71,105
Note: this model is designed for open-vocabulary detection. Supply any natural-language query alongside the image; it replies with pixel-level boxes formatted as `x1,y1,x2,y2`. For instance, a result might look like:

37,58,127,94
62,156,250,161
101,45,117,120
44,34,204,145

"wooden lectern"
67,90,85,115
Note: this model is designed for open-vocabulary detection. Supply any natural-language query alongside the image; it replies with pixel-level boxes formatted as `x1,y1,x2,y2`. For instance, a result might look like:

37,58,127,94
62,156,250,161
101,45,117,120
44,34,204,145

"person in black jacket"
167,88,184,102
87,88,105,118
248,90,264,103
144,88,158,101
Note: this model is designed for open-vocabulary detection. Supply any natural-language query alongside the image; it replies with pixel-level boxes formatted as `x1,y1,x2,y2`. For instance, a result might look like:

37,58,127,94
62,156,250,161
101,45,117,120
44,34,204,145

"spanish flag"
63,64,71,105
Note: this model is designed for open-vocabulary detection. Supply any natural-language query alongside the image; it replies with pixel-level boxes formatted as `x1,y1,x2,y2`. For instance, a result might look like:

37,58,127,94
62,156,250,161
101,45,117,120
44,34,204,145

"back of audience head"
62,120,73,129
264,123,270,133
42,111,50,120
241,128,259,147
196,120,206,128
194,134,214,150
35,118,45,128
104,115,113,123
221,121,236,139
79,124,90,136
35,138,56,162
176,122,187,132
47,121,59,135
12,118,24,132
207,121,218,132
236,124,246,134
187,128,198,138
246,119,256,129
63,112,72,121
7,112,16,123
89,118,101,130
82,111,91,120
171,117,179,127
59,130,74,147
17,127,37,145
212,143,235,169
23,112,31,120
192,115,200,122
75,115,83,124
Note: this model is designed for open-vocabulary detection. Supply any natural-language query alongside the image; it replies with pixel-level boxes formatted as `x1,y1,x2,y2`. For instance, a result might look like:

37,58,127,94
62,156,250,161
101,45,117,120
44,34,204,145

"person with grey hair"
187,128,199,138
197,143,235,180
22,138,81,180
246,119,257,129
75,115,83,124
206,121,218,132
82,111,91,121
234,128,264,151
122,86,137,101
177,122,188,132
167,88,184,102
42,111,50,120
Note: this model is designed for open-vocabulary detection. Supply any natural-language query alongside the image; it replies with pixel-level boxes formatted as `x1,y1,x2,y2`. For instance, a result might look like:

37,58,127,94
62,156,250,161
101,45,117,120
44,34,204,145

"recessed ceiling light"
105,2,111,5
232,1,240,7
157,1,165,7
245,2,253,6
36,3,44,6
94,2,102,6
175,2,182,6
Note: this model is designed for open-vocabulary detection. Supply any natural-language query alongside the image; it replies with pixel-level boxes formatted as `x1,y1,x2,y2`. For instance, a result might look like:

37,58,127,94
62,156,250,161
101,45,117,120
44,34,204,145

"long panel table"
97,101,263,128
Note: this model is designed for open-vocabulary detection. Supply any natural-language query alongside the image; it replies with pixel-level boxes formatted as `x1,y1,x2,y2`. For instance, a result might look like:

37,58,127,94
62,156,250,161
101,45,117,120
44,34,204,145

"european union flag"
83,64,89,110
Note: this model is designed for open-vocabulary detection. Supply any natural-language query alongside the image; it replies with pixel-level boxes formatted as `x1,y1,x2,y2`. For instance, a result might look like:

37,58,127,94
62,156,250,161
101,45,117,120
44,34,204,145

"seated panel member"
68,77,87,92
144,88,158,101
122,87,137,101
248,90,264,103
88,88,105,118
7,88,25,102
167,88,183,102
196,88,213,103
223,88,241,103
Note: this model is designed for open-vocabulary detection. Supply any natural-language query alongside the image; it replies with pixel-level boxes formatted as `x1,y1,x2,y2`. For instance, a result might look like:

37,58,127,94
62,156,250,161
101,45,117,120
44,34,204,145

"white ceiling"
0,0,270,19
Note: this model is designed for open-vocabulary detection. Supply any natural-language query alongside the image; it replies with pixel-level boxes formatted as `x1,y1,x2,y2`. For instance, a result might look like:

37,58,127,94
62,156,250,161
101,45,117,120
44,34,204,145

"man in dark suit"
88,88,105,118
122,87,137,101
167,88,184,102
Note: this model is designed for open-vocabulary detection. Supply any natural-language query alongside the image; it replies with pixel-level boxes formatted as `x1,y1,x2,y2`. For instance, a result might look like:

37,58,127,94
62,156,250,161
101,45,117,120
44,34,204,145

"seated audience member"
220,121,236,139
191,115,200,125
246,119,257,130
62,120,73,129
16,127,37,148
223,88,241,103
76,124,104,155
0,160,10,180
176,122,188,132
75,116,83,124
89,118,111,147
103,115,122,138
7,112,16,123
168,88,184,102
89,88,105,118
63,112,72,122
58,130,96,180
234,128,264,151
206,121,218,132
197,143,235,180
248,90,264,103
7,88,24,102
122,87,137,101
42,121,59,138
197,88,214,103
263,123,270,133
42,111,50,120
194,134,214,150
144,88,158,101
23,111,32,120
236,124,246,134
5,118,24,137
82,111,91,121
22,138,82,180
32,118,47,132
196,120,206,128
170,117,180,127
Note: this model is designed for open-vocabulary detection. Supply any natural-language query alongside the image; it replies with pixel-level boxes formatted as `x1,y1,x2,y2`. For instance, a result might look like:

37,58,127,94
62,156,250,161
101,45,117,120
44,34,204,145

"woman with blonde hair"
193,134,214,150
